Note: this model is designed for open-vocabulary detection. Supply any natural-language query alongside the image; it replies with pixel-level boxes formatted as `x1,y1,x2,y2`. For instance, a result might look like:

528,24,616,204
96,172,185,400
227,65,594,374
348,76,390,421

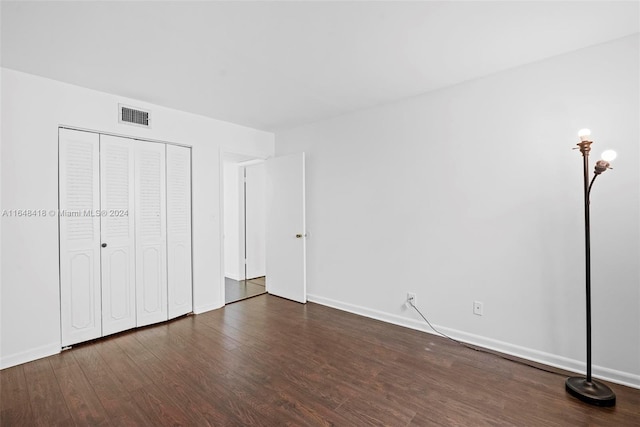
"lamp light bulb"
601,150,617,162
578,128,591,141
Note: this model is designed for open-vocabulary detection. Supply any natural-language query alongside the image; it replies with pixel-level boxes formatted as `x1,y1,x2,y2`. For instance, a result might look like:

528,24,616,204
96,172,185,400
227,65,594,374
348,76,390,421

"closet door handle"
101,243,107,248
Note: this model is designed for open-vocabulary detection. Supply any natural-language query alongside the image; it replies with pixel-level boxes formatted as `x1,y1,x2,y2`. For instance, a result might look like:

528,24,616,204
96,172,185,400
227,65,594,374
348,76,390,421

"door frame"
219,148,268,305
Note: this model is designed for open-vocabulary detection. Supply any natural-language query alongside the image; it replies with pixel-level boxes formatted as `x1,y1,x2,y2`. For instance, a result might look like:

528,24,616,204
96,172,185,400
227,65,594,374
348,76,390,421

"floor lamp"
565,128,617,407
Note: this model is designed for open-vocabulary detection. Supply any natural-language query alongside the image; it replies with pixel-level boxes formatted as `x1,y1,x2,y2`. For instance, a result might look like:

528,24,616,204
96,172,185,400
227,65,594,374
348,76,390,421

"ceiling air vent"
118,104,151,128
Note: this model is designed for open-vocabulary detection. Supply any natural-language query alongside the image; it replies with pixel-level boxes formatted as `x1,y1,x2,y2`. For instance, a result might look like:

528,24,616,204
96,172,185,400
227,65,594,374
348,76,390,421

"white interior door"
266,152,306,303
135,141,168,327
59,129,102,346
100,135,136,336
166,144,193,319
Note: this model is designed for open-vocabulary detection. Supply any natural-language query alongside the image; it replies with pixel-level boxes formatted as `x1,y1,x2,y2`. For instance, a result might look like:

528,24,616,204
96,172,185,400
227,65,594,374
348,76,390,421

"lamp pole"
565,130,616,407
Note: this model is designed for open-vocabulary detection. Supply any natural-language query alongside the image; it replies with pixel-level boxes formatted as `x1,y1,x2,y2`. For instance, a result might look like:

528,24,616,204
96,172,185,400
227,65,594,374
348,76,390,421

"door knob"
295,234,306,239
101,243,107,248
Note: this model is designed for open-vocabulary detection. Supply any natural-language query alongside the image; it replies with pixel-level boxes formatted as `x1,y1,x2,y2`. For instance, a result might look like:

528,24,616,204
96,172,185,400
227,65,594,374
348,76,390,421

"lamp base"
566,377,616,407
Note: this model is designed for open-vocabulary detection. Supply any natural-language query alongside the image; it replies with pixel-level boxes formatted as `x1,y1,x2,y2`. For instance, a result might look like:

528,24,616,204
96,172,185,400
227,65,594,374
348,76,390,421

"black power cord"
408,300,567,378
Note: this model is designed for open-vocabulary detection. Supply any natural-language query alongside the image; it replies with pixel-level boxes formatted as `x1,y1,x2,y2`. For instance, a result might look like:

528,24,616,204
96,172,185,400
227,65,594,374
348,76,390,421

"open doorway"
223,153,267,304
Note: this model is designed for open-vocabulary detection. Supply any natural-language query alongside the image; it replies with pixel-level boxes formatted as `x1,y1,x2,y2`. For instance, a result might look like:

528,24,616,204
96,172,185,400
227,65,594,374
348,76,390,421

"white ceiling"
2,1,638,132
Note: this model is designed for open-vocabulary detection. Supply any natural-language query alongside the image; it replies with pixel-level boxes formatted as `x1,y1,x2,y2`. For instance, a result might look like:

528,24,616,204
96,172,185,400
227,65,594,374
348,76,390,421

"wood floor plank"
47,348,78,371
0,405,37,427
22,358,73,426
160,314,354,425
0,365,29,411
0,365,36,426
129,323,285,425
71,345,155,426
2,294,640,426
114,332,243,426
95,336,154,392
128,385,197,427
54,364,110,426
335,391,417,427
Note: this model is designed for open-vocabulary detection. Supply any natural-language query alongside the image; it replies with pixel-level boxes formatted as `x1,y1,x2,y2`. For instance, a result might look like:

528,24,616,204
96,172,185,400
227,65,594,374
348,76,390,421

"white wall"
0,68,274,368
245,162,266,279
275,35,640,388
223,161,266,281
223,161,242,280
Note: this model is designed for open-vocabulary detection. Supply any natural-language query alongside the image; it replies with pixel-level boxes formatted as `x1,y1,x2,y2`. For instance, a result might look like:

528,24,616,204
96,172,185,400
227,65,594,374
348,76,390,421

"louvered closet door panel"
59,129,101,346
167,145,193,319
100,135,136,336
135,141,168,327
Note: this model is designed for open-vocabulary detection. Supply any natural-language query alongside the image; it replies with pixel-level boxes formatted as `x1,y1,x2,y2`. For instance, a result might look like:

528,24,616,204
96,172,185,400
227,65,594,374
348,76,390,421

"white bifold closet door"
60,129,192,346
134,141,168,327
100,135,136,336
166,144,193,319
59,129,102,346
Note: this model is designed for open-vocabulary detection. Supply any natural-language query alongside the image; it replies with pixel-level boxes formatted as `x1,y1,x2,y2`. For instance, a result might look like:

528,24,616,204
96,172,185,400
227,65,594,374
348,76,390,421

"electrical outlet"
473,301,483,316
407,292,416,306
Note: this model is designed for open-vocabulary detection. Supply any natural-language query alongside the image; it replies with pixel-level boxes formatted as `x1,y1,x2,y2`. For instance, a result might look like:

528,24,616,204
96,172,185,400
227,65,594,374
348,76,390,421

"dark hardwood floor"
2,294,639,426
225,276,266,304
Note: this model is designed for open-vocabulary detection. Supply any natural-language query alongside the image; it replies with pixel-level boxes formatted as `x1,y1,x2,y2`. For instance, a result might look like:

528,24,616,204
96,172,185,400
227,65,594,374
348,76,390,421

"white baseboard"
0,342,60,370
2,302,226,369
194,300,224,314
307,293,640,390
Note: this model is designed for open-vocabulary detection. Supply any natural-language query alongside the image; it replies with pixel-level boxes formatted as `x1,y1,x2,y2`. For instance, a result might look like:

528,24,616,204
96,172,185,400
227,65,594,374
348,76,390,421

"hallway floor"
225,276,266,304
